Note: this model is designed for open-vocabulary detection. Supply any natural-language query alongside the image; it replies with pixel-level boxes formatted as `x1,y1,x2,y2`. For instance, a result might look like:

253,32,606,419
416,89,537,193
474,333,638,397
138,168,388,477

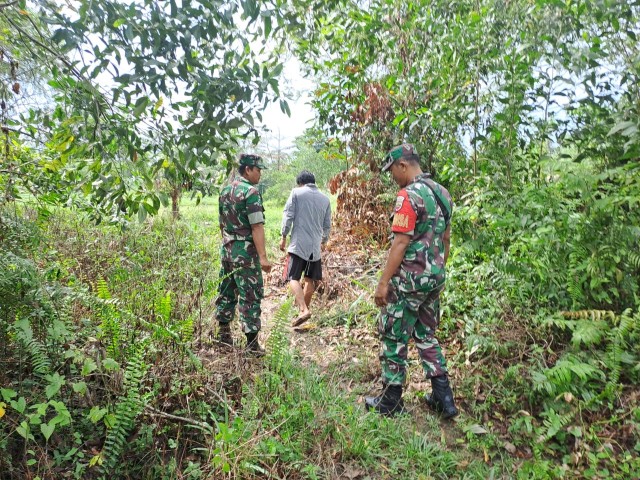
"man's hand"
279,237,286,252
374,282,389,307
260,257,272,273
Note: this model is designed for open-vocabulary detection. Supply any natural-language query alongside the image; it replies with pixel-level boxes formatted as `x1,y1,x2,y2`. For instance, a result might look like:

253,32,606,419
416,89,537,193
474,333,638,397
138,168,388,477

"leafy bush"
0,208,222,478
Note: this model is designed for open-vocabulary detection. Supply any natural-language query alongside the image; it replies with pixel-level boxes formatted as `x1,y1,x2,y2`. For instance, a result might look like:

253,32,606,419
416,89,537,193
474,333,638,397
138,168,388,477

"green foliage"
298,0,640,309
265,298,293,372
453,159,640,313
99,344,149,473
0,207,220,478
261,133,346,203
155,291,171,324
2,0,640,477
296,16,640,475
443,259,506,356
12,317,51,377
233,355,485,478
487,307,640,473
543,309,640,405
538,309,640,402
97,278,123,360
447,159,639,476
1,0,298,223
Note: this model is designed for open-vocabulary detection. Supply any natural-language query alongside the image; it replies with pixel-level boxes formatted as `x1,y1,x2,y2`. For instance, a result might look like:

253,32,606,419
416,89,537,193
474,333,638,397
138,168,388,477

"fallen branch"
144,406,214,434
205,385,238,417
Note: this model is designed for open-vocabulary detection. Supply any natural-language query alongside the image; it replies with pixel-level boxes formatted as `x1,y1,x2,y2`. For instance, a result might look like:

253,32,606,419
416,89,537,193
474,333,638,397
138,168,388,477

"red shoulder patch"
392,190,417,233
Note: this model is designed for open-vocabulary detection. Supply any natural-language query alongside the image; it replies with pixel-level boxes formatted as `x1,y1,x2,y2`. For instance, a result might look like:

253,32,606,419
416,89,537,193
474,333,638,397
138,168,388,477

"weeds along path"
259,241,466,448
191,225,482,476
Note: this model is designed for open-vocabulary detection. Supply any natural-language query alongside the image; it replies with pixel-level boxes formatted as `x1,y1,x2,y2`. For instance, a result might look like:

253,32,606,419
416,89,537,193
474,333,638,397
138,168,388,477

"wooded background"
1,1,639,478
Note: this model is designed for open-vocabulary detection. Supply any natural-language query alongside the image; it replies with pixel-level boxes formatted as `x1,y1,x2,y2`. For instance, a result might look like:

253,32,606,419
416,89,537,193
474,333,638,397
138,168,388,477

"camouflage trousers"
215,261,263,333
378,280,448,386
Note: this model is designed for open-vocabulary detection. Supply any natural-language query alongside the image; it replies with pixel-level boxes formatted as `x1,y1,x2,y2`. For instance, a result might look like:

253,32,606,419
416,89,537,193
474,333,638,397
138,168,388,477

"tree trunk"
171,185,181,220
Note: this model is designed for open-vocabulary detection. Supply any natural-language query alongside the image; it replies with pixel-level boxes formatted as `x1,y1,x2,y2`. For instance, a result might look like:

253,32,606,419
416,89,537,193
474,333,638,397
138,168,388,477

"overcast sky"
256,56,315,151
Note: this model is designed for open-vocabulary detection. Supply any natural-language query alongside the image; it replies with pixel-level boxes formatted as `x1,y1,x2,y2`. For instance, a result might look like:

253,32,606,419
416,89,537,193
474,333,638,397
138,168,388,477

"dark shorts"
286,253,322,281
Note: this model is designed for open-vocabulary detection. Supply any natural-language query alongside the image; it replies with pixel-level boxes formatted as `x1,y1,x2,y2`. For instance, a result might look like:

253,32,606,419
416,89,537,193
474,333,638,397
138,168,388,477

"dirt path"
259,266,465,449
196,245,466,452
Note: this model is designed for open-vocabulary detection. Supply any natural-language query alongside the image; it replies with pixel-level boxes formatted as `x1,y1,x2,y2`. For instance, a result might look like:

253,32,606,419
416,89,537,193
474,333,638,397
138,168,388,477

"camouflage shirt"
390,173,453,293
218,175,266,266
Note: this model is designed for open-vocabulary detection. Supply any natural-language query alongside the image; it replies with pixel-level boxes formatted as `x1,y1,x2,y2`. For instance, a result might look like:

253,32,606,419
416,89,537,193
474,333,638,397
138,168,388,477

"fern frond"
531,370,554,396
629,252,640,270
603,340,623,396
100,343,148,473
13,316,51,377
534,406,574,459
616,308,634,335
178,316,194,343
571,320,607,347
540,408,574,443
542,314,577,332
561,310,615,322
566,244,591,307
137,316,181,344
600,308,638,402
545,357,603,395
96,282,122,360
266,298,294,372
96,278,111,300
567,361,602,382
155,292,172,324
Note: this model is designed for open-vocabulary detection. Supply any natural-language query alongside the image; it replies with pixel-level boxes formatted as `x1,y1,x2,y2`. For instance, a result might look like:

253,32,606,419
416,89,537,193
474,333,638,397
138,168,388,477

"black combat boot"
245,332,265,357
425,375,458,419
217,323,233,346
364,385,405,416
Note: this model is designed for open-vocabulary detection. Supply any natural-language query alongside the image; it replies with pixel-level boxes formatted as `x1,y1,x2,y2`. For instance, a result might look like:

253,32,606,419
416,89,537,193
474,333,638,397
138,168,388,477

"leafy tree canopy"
1,0,316,222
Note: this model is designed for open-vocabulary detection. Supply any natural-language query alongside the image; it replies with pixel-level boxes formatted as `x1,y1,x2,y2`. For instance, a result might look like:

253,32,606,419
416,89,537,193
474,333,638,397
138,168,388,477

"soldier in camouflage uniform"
215,154,272,356
365,144,458,418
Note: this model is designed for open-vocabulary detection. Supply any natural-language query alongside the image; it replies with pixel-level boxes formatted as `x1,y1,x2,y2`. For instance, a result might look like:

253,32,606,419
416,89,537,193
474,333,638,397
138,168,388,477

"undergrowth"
0,207,224,478
2,157,640,480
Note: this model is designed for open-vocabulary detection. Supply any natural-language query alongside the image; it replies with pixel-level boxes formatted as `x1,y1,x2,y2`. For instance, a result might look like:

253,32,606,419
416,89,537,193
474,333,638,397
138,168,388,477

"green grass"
175,192,316,259
225,344,492,479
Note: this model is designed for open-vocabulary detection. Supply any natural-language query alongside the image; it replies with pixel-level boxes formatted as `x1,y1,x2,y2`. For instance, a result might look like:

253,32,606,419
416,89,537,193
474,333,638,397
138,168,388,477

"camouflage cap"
239,154,266,169
381,143,420,172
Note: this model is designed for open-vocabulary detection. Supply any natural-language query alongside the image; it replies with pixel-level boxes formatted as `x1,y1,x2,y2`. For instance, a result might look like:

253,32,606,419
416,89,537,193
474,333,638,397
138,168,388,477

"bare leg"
289,280,310,316
303,279,317,310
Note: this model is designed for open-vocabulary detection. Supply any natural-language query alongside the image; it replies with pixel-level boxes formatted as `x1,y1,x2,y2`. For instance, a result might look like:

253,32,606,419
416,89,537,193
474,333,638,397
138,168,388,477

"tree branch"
2,125,48,145
2,13,82,79
0,1,19,10
144,406,214,434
